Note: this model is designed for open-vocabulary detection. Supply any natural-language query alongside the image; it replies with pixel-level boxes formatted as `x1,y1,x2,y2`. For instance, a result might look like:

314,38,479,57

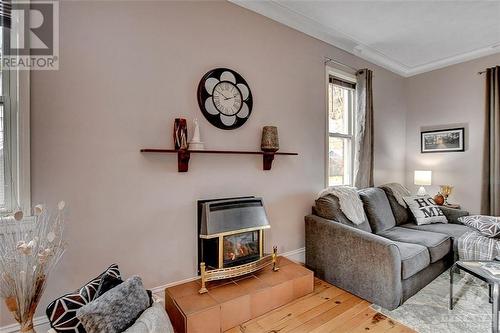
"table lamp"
414,170,432,196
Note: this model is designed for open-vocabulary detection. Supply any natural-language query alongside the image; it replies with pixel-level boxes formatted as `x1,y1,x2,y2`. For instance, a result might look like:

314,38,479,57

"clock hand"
215,88,230,99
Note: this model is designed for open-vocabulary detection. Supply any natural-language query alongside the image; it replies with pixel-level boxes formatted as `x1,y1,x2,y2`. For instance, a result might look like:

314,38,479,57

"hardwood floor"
225,278,416,333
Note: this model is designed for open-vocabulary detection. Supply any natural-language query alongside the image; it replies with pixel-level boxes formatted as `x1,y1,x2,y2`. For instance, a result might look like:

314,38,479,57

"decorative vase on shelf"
0,203,66,333
173,118,188,150
261,126,279,152
188,119,204,150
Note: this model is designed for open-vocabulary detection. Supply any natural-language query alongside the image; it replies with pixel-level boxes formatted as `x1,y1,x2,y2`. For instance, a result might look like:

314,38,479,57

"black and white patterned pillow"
403,195,448,225
46,264,121,333
459,215,500,238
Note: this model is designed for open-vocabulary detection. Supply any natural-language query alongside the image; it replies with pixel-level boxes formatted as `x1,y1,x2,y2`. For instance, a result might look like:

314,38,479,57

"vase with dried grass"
0,202,66,333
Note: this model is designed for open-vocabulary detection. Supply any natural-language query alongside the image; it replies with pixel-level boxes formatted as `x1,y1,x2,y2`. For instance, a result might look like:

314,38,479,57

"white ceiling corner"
230,0,500,77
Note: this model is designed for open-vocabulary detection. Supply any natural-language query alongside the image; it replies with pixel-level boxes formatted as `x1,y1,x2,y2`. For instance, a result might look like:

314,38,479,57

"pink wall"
1,1,408,326
405,53,500,214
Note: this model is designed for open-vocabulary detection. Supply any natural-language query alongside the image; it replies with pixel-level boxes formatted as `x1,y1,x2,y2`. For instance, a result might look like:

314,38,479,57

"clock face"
213,82,242,116
197,68,253,130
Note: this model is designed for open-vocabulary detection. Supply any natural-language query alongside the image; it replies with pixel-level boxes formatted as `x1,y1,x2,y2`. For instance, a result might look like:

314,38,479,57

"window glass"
327,74,355,186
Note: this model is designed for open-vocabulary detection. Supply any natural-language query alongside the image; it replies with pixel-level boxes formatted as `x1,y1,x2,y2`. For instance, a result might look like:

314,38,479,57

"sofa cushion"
358,188,396,234
393,241,430,279
400,223,472,253
400,223,471,240
315,194,372,233
379,186,410,225
123,302,174,333
378,227,452,263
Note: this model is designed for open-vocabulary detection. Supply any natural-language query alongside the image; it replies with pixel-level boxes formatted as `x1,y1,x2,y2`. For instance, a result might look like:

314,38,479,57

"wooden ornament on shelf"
261,126,279,152
173,118,188,150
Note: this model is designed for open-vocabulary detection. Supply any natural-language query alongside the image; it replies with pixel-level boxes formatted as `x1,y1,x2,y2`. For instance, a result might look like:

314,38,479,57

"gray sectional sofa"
305,186,471,310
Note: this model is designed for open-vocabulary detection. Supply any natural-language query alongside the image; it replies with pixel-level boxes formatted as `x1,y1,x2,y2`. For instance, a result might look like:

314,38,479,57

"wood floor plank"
275,292,358,333
237,279,341,332
318,307,378,333
224,278,415,333
255,284,346,329
305,300,371,333
385,324,418,333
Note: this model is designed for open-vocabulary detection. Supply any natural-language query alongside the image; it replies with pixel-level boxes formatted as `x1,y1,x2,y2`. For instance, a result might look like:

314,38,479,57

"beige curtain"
354,69,374,188
482,66,500,216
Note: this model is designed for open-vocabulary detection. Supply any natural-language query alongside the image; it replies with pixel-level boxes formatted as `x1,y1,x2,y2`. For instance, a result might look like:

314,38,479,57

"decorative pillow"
123,302,174,333
403,195,448,225
96,274,123,298
76,276,150,333
46,264,121,333
458,215,500,238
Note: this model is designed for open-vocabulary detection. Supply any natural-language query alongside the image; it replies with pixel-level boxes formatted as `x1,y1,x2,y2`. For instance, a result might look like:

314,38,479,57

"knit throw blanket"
318,186,365,225
381,183,411,207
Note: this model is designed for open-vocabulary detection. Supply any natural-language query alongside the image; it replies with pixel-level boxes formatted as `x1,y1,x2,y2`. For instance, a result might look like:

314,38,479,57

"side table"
443,203,461,209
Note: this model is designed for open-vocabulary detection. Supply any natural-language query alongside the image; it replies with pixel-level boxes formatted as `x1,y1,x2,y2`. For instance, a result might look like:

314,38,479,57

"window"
0,2,30,215
327,69,356,186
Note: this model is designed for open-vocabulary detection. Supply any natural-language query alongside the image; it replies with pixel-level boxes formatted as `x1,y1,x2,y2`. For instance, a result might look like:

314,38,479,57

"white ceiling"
230,0,500,77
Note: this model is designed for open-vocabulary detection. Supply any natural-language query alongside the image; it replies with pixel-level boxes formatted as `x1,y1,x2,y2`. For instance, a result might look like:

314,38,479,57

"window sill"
0,215,36,234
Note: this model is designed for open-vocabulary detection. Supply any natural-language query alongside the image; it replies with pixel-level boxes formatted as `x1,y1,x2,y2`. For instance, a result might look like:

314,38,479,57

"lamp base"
417,186,427,196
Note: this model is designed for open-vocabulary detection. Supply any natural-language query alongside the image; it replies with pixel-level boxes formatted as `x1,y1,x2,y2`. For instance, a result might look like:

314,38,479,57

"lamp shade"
414,170,432,186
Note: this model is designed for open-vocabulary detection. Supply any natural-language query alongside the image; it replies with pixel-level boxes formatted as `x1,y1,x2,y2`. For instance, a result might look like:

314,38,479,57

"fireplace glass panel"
223,231,260,267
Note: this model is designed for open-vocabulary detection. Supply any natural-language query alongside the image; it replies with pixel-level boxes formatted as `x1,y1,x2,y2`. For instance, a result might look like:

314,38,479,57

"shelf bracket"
263,152,275,171
177,150,190,172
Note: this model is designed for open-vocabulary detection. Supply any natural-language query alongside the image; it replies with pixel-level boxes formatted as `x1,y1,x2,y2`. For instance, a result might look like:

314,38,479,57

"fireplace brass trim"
259,230,264,259
199,225,270,239
199,247,279,294
218,235,224,269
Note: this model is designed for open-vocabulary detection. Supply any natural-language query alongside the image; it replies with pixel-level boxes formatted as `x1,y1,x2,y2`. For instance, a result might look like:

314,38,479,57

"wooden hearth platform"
165,257,313,333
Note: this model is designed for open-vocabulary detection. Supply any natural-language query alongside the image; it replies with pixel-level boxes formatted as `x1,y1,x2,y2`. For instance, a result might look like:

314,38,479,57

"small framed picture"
421,128,465,153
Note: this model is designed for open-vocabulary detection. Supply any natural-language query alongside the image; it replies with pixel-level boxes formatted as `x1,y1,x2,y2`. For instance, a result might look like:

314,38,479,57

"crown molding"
230,0,500,77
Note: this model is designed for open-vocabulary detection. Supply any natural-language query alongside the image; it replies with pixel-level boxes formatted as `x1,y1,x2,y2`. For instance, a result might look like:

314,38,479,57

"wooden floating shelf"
140,149,298,172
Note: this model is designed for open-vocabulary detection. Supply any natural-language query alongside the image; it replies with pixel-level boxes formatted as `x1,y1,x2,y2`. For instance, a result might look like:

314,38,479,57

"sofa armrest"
440,206,469,224
305,215,403,310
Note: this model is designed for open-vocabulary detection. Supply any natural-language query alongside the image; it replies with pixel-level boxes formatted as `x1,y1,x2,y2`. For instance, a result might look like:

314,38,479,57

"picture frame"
421,127,465,153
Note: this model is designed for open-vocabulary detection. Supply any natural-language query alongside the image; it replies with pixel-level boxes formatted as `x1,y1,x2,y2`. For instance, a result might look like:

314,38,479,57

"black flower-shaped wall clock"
197,68,253,130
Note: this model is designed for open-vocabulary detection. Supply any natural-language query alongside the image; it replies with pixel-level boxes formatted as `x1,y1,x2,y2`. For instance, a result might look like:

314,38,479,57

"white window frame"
1,20,31,217
325,66,356,187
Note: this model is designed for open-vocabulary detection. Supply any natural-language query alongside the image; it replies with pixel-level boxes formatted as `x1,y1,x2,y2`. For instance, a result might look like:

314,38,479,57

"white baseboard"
0,316,50,333
283,247,306,263
0,247,305,333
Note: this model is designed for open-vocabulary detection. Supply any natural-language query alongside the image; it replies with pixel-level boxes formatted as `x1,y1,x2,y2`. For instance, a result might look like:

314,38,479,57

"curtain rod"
324,57,359,72
478,70,486,75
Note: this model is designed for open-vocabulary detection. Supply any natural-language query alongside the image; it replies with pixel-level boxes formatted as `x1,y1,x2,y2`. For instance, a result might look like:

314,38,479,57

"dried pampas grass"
0,202,66,333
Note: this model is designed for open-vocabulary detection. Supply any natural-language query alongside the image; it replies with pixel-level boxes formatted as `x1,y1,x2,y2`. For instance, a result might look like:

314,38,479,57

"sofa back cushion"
315,194,372,233
358,188,396,234
379,186,410,225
